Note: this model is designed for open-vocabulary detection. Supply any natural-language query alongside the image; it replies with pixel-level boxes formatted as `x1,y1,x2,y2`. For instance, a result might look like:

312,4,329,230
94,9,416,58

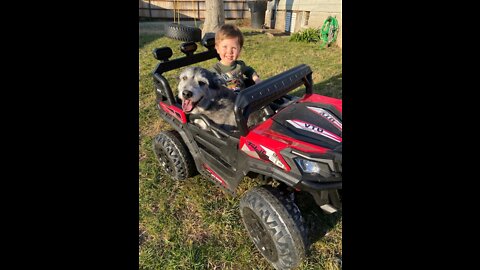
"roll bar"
234,64,313,136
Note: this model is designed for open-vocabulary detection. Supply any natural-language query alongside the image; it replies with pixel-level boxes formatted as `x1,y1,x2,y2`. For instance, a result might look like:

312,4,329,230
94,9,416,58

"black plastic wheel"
240,186,308,270
165,23,202,42
152,130,197,180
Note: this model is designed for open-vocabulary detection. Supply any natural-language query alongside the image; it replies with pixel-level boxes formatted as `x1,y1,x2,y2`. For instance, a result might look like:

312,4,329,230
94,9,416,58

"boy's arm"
252,72,261,83
242,62,262,83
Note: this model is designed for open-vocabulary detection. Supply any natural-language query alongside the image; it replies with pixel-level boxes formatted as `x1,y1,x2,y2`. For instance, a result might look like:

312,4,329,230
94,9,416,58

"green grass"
139,26,342,270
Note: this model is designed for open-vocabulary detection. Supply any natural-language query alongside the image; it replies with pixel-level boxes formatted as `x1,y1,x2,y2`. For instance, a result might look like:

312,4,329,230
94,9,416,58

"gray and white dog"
177,67,238,132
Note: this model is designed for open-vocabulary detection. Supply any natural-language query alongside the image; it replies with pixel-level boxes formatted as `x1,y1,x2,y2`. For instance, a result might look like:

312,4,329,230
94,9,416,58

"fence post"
148,0,152,19
241,0,244,19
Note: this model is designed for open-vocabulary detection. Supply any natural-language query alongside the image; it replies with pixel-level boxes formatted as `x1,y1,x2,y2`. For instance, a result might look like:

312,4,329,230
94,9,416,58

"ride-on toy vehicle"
152,31,342,270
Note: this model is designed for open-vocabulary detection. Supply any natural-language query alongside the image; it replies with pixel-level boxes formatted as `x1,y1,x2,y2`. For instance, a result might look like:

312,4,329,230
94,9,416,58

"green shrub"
289,28,321,43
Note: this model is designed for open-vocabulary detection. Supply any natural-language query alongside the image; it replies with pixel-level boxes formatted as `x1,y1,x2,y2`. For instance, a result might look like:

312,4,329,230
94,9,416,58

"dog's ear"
195,68,217,89
206,72,223,90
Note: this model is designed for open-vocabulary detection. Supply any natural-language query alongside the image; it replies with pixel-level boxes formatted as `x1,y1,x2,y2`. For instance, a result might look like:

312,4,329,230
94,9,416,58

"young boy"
211,24,261,91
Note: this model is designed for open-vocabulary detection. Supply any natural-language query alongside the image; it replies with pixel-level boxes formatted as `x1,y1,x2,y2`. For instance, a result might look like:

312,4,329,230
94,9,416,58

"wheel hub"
242,207,278,262
154,146,173,174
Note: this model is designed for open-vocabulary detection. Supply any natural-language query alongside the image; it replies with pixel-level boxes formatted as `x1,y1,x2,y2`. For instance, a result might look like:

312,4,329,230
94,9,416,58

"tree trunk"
203,0,225,34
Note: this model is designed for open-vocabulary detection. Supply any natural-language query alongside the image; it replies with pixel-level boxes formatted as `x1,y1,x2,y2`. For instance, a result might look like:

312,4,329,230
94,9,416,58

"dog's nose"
182,90,193,99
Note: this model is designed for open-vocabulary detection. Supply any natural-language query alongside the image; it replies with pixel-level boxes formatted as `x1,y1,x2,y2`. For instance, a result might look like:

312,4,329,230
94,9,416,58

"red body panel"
241,94,342,171
300,94,342,114
159,102,187,124
203,164,228,188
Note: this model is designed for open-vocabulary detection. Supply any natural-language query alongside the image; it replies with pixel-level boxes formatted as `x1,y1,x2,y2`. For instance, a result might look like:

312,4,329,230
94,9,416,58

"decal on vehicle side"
286,119,342,143
203,164,227,187
242,141,286,169
260,146,286,170
307,106,342,131
241,144,259,159
241,141,269,161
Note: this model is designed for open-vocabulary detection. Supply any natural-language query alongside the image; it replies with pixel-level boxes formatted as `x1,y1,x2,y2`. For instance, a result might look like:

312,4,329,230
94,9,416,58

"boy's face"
215,37,241,66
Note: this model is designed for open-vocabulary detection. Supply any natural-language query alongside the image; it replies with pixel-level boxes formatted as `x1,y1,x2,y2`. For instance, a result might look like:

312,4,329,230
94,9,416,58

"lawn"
139,25,342,270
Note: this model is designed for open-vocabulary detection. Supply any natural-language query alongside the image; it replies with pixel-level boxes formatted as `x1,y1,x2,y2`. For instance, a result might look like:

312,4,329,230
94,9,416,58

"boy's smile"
215,37,241,66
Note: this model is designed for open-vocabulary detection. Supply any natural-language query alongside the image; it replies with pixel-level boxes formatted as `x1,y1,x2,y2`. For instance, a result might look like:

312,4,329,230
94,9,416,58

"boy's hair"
215,24,244,48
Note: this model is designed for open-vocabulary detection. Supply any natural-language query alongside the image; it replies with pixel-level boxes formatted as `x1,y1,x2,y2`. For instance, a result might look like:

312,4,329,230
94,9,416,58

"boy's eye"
182,76,187,80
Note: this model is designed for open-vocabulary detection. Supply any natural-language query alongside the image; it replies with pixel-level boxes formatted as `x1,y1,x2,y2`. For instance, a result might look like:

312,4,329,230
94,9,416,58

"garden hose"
320,16,339,47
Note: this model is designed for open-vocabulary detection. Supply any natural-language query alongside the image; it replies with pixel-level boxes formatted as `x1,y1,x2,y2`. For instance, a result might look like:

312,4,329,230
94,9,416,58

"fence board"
139,0,249,20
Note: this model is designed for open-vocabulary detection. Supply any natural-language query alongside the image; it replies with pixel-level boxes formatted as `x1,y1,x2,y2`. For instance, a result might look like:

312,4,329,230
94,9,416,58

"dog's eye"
198,81,206,86
182,76,188,81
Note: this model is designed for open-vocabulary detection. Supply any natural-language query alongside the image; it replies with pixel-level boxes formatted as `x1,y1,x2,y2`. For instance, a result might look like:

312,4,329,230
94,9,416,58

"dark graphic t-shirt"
211,60,256,91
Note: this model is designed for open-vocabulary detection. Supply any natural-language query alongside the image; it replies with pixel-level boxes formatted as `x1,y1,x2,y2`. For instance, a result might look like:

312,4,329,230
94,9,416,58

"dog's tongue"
182,99,193,112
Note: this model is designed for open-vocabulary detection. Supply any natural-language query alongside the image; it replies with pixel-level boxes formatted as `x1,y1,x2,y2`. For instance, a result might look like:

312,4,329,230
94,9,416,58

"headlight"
294,158,330,175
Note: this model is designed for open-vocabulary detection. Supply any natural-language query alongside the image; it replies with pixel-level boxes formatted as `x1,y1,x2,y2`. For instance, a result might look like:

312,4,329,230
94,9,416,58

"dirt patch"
264,29,289,37
139,227,149,246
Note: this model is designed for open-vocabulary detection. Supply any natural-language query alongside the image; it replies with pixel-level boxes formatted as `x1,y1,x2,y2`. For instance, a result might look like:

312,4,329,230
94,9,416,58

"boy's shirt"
211,60,256,91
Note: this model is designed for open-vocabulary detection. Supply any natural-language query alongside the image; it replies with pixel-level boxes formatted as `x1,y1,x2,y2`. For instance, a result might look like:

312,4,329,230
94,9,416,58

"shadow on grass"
313,73,342,99
289,73,342,99
139,34,163,49
295,191,342,249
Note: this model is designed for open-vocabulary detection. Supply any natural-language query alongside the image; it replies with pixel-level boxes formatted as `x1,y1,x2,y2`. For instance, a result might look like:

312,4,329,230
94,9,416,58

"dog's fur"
177,67,238,132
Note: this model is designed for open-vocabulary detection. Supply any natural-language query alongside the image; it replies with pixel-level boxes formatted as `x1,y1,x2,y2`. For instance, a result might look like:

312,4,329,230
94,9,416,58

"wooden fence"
139,0,250,20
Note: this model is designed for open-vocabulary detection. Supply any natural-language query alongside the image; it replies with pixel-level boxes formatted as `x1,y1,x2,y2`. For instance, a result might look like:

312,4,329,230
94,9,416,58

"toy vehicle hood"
269,100,342,151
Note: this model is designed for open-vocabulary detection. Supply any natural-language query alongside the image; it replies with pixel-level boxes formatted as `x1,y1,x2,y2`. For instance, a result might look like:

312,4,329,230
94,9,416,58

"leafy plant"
289,28,321,43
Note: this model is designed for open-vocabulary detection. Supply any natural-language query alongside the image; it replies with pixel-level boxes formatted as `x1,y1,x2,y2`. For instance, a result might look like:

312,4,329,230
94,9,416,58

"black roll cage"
152,42,313,136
